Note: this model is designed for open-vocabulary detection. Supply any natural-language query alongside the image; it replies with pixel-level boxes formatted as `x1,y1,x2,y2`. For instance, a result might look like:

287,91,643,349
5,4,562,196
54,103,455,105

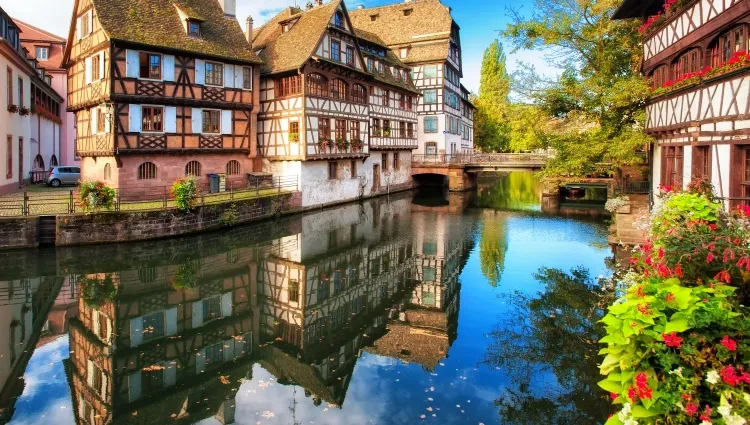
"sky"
1,0,558,94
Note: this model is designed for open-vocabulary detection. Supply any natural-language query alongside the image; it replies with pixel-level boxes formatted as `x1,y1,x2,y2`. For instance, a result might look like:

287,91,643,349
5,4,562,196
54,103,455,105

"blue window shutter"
195,59,205,85
163,55,175,82
126,50,140,78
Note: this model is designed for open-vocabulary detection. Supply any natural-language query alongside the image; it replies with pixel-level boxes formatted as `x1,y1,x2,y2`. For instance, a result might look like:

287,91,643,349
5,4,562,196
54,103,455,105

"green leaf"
664,319,690,334
604,415,624,425
598,379,623,394
631,405,662,418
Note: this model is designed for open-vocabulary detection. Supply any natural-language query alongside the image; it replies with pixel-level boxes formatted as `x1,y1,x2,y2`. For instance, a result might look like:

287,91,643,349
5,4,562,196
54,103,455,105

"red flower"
635,372,648,387
663,332,683,348
637,303,652,315
685,401,699,416
700,405,712,422
706,253,715,263
713,270,731,284
720,335,737,351
708,224,718,231
633,372,653,399
665,293,676,303
721,366,740,386
674,264,684,278
658,248,665,259
681,393,691,401
610,392,619,401
627,386,638,401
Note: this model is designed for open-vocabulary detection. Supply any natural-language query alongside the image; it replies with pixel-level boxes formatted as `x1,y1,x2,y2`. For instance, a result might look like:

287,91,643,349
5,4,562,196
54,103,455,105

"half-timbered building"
62,0,262,196
615,0,750,207
350,0,473,156
252,0,420,208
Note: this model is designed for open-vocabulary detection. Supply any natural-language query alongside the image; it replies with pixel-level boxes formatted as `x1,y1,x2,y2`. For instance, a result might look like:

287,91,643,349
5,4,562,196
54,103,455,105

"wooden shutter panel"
88,12,94,35
221,110,232,135
192,300,203,328
126,50,140,78
127,372,141,402
104,109,111,134
191,108,203,134
84,57,92,84
164,362,177,387
163,55,175,82
91,108,98,134
129,105,142,133
86,360,94,386
195,348,206,373
223,338,235,361
165,307,177,335
234,66,243,89
77,17,82,40
164,107,177,133
221,292,232,317
130,316,143,347
98,51,105,81
223,64,235,89
92,309,100,339
195,59,205,85
101,372,108,400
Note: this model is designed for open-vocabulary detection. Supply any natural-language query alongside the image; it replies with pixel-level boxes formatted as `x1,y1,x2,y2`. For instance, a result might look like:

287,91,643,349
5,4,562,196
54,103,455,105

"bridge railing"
412,153,549,166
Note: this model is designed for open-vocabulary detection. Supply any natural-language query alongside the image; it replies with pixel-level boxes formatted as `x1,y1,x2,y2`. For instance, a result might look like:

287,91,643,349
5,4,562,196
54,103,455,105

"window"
50,155,58,167
89,362,103,393
424,89,437,104
407,122,414,138
371,118,381,136
97,108,106,133
328,162,338,180
139,53,161,80
95,311,109,340
205,62,224,86
306,73,328,97
382,89,389,107
138,267,157,283
202,110,220,133
18,77,23,108
7,67,12,106
141,106,164,132
367,58,374,72
91,54,101,81
33,154,44,170
399,121,406,138
103,163,112,181
205,343,223,368
275,75,301,97
331,40,341,62
711,25,748,68
185,161,201,176
142,365,164,392
242,67,252,90
733,145,750,207
330,78,348,101
80,13,90,37
319,118,331,140
424,65,437,79
289,121,299,142
188,21,200,36
692,146,711,182
288,280,300,303
423,241,438,256
382,153,389,171
394,153,400,170
350,120,360,141
335,12,344,28
662,146,684,188
650,65,668,90
6,136,12,179
424,116,438,133
345,46,355,66
673,48,701,81
398,93,405,109
383,119,391,136
335,119,347,140
35,47,49,61
142,311,165,341
351,84,367,104
138,162,156,180
202,296,221,321
426,142,438,156
350,160,357,178
226,160,241,175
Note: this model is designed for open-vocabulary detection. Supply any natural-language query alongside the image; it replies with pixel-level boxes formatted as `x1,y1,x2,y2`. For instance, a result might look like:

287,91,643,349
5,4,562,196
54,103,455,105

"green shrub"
651,192,722,239
78,180,116,213
79,274,118,307
171,260,200,290
171,177,198,212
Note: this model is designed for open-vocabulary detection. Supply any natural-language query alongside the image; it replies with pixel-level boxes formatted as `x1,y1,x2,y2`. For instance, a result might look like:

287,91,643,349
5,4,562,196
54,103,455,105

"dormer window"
335,11,344,28
188,20,201,36
403,8,413,16
35,47,49,61
370,14,378,22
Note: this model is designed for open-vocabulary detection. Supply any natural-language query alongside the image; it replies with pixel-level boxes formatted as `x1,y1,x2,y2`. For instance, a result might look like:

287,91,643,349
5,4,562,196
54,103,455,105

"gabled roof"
349,0,455,47
66,0,261,64
354,29,420,93
13,19,66,43
15,20,66,71
252,2,339,75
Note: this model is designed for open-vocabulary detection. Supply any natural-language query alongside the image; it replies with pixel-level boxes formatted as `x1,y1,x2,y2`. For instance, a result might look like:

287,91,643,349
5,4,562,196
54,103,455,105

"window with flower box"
306,73,328,97
349,121,360,141
711,25,748,68
319,118,331,140
335,119,347,140
650,65,669,90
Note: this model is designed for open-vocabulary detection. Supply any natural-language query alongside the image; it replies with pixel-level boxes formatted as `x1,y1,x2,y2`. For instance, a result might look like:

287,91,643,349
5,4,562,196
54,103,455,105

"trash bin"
208,174,220,193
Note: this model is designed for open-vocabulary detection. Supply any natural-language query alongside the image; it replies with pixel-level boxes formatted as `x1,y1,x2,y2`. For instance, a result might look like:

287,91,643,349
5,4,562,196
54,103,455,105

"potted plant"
604,196,630,214
350,138,364,152
317,138,331,152
7,104,18,113
335,138,350,151
78,180,117,213
383,129,391,137
170,177,199,212
19,106,30,116
289,132,300,143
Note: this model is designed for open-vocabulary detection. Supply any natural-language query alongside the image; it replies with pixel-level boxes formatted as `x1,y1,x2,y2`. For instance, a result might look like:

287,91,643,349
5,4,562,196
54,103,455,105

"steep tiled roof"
349,0,455,47
16,20,66,71
354,29,420,94
252,2,338,75
401,42,448,64
90,0,260,63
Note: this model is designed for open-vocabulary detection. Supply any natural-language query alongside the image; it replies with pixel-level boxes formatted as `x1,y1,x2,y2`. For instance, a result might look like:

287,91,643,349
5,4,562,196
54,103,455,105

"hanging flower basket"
7,104,19,113
335,138,350,151
350,138,364,152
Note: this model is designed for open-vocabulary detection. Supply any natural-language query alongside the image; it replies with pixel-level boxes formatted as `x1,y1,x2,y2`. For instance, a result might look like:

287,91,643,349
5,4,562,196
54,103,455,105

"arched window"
33,154,44,170
103,163,111,181
185,161,202,177
650,65,669,90
334,11,344,28
711,25,748,67
306,73,328,97
137,162,157,180
330,79,349,101
672,48,702,81
351,84,367,104
50,155,58,167
226,160,241,176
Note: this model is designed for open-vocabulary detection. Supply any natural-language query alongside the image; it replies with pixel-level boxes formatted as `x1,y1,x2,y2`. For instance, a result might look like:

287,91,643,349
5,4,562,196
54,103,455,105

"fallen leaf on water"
132,411,138,416
261,411,275,419
220,376,230,385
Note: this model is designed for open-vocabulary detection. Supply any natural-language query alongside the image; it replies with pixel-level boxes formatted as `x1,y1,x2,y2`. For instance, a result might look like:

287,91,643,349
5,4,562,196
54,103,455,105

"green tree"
479,211,509,287
475,40,512,152
503,0,652,177
507,104,550,153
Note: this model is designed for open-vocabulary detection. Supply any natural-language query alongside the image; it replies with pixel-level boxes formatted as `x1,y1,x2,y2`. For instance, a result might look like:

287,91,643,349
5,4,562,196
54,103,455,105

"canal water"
0,171,614,425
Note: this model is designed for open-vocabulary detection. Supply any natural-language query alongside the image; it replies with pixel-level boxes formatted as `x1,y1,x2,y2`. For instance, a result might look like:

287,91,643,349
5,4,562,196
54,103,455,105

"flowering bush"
170,177,198,212
639,0,686,35
652,52,750,99
317,138,332,151
704,51,750,80
335,137,350,151
606,196,631,213
599,189,750,425
351,138,364,152
78,180,116,213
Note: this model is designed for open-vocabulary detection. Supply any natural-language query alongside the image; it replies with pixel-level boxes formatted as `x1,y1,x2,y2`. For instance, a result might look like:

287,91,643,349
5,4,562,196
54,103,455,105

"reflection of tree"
479,211,509,287
476,172,541,210
484,267,614,425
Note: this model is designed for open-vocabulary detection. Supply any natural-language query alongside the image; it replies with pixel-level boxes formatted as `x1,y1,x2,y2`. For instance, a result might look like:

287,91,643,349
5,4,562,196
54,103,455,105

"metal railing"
620,180,651,195
0,175,299,217
412,153,550,165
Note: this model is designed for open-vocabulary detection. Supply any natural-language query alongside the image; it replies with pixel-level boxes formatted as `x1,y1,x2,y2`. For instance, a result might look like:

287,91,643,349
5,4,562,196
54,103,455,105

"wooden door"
373,164,380,193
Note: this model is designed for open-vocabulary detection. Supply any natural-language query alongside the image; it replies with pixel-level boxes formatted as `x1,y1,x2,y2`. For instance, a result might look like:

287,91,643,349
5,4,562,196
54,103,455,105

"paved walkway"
609,194,649,246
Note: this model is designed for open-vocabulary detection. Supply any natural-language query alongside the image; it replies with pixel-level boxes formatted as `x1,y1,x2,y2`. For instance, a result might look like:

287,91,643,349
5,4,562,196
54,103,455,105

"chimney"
246,16,254,47
217,0,236,16
315,0,323,6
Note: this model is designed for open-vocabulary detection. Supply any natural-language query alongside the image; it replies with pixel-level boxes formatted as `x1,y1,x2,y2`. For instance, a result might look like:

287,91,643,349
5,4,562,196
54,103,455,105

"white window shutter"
223,64,234,89
129,105,142,133
101,373,108,400
91,109,98,134
163,55,175,82
164,362,177,387
223,338,235,361
84,57,92,84
88,12,93,35
98,52,105,80
192,300,203,328
195,59,205,85
191,108,202,134
104,110,111,134
77,17,82,40
129,317,143,347
221,292,232,317
165,307,177,335
221,110,232,135
196,348,206,373
126,50,140,78
127,372,142,402
234,66,242,89
86,360,94,386
165,107,177,133
106,317,113,342
92,310,100,338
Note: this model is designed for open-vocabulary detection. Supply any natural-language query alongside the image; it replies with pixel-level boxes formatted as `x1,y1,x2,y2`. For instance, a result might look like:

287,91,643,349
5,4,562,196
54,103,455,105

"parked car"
46,166,81,187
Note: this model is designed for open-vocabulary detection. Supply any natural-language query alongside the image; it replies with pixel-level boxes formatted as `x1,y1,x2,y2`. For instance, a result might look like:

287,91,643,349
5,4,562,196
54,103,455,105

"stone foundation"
0,217,39,250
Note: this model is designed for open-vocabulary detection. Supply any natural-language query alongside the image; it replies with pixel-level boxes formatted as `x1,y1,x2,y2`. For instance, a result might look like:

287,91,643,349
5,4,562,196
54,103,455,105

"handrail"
412,153,550,165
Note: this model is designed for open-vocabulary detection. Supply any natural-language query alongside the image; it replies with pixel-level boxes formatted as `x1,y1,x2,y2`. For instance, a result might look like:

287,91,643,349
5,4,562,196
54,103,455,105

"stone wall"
0,217,39,250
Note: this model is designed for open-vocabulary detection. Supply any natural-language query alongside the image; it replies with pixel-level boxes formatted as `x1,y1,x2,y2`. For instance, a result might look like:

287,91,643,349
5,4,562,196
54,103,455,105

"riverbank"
608,194,649,246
